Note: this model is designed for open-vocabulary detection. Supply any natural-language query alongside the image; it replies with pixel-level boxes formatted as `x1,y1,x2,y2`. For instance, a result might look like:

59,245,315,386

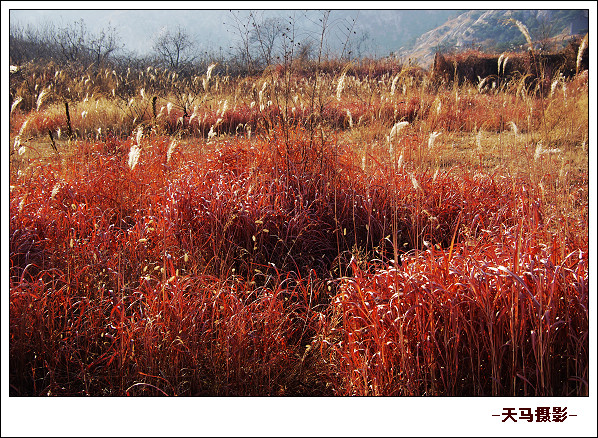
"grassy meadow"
8,54,589,397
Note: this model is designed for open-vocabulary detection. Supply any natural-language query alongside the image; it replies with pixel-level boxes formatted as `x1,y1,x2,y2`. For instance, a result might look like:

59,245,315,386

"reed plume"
36,89,49,111
576,34,588,75
11,97,23,115
509,19,532,50
128,143,141,169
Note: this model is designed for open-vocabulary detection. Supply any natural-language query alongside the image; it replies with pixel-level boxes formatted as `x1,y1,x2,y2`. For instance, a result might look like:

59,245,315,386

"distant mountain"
322,10,464,57
398,10,589,67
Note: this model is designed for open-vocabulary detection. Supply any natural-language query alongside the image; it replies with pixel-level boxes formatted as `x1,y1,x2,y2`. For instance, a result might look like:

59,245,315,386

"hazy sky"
7,5,463,57
9,7,386,53
9,9,242,55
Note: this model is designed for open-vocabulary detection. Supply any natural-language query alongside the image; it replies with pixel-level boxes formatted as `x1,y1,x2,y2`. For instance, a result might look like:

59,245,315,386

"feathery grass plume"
135,126,144,145
388,121,409,144
258,82,268,111
397,151,404,170
508,121,518,134
203,63,217,91
478,76,489,93
207,125,216,142
545,147,561,156
509,19,532,50
410,172,422,191
576,33,588,75
219,100,228,117
428,131,441,150
498,53,505,75
207,63,216,80
534,142,543,160
388,121,409,157
167,138,178,163
140,88,145,100
550,78,560,97
18,118,29,137
14,137,23,155
189,107,198,125
336,63,351,101
50,182,61,200
128,143,141,169
390,74,399,95
346,110,353,129
36,89,48,111
533,142,560,160
166,102,173,115
11,97,23,115
476,129,483,151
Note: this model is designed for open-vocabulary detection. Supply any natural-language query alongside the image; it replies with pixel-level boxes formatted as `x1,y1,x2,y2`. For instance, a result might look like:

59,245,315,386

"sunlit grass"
9,57,588,396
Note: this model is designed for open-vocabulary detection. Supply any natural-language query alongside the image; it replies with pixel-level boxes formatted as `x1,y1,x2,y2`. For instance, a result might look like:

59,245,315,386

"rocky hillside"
398,10,589,68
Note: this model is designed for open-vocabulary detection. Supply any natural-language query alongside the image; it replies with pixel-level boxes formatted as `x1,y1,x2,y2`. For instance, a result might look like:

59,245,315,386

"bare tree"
248,13,284,67
9,20,57,64
88,24,121,67
53,19,89,64
227,11,256,74
295,39,315,64
152,25,195,71
11,18,122,69
535,14,559,52
338,12,360,60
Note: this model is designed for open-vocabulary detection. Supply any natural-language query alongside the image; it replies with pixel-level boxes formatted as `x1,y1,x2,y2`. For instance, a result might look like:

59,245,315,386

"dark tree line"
10,19,121,69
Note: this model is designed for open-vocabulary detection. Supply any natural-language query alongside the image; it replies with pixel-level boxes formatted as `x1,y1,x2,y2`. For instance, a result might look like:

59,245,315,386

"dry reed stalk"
576,34,588,75
203,63,217,91
11,97,23,115
128,128,143,169
387,121,409,157
427,131,441,150
390,74,399,96
167,138,178,163
36,88,49,111
509,19,533,50
336,64,351,101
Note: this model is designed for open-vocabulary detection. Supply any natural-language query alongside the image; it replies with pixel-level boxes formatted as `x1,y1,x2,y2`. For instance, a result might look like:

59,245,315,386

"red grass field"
9,56,589,397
